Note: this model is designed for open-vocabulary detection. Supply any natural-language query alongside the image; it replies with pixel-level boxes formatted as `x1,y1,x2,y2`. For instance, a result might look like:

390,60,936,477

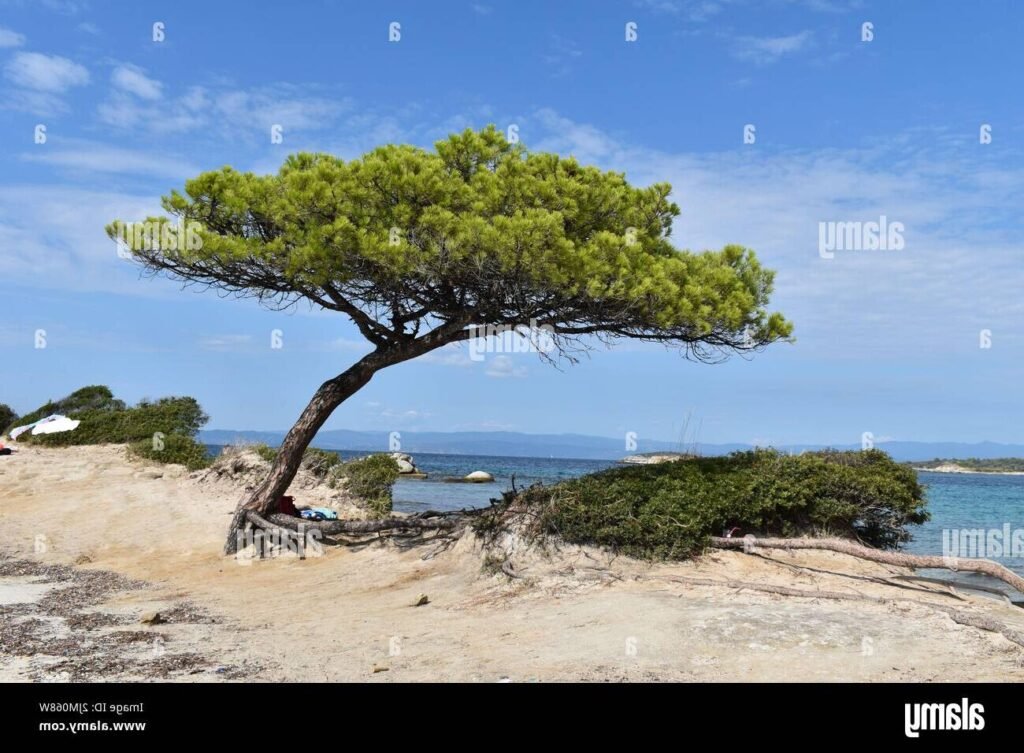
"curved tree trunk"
223,349,399,554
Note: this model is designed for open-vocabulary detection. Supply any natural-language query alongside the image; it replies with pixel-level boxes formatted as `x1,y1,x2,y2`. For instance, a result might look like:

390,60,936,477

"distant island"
619,452,695,464
911,458,1024,475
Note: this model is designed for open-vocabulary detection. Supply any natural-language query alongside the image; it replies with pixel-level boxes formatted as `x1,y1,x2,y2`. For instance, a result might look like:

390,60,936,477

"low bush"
337,454,400,518
479,449,928,560
252,443,278,463
248,444,342,478
14,386,212,471
26,396,208,447
5,385,125,435
129,434,212,471
0,403,17,435
302,447,342,478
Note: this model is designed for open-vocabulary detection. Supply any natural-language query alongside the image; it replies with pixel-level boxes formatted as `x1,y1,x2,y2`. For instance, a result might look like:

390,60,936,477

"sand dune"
2,444,1023,682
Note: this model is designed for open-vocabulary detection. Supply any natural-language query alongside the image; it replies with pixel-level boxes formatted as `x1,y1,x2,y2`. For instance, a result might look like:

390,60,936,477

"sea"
207,447,1024,592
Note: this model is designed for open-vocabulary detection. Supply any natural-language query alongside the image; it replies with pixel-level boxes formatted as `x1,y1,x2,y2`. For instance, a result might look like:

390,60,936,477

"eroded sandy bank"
2,444,1022,682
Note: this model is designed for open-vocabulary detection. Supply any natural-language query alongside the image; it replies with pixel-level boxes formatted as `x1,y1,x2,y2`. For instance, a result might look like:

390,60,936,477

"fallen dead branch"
709,535,1024,595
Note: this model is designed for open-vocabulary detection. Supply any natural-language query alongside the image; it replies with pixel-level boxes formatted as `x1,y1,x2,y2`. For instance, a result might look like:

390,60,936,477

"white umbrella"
31,417,80,435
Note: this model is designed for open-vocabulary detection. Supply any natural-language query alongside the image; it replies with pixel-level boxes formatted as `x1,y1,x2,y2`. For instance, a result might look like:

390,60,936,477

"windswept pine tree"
109,126,793,553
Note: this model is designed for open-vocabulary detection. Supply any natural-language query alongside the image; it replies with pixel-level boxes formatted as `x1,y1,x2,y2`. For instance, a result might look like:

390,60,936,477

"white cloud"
381,408,430,419
21,139,199,179
419,343,475,367
97,81,349,137
214,86,349,132
542,34,583,77
732,30,813,64
0,185,165,295
4,51,89,92
528,110,1024,358
39,0,88,14
635,0,725,21
0,26,26,47
199,335,253,352
485,355,528,378
97,89,205,133
111,64,162,100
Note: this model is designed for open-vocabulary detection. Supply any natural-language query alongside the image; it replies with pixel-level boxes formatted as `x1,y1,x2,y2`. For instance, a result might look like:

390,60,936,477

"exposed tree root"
241,509,472,554
261,510,465,535
709,535,1024,595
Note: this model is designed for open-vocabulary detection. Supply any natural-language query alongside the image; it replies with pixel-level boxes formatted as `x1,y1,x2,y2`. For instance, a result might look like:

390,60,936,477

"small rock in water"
464,470,494,482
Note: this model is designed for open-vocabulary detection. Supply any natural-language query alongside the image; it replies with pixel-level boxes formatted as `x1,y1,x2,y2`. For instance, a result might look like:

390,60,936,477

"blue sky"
1,0,1023,445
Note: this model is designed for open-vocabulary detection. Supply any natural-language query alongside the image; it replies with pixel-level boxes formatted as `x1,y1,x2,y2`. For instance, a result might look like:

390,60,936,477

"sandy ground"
2,444,1023,682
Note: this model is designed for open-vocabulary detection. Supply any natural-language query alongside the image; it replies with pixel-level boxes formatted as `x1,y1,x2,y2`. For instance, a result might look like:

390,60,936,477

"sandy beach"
913,464,1024,476
2,444,1023,682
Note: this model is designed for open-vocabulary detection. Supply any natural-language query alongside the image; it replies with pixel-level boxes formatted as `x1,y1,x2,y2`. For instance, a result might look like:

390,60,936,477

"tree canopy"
107,125,793,554
108,125,791,361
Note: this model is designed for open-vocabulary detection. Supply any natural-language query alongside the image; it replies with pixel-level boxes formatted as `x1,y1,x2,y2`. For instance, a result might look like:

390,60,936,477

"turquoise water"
904,471,1024,589
208,446,1024,586
387,453,615,512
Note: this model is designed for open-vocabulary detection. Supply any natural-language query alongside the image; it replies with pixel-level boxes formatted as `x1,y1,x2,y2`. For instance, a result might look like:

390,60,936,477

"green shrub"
481,449,928,560
23,394,208,447
252,443,278,462
0,403,17,435
337,454,400,518
14,387,212,475
302,447,342,478
12,385,125,432
128,434,212,471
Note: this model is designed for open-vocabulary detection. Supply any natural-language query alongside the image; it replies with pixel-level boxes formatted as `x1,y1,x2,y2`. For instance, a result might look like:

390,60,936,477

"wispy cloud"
0,26,26,47
527,110,1024,358
419,343,475,367
199,334,253,352
0,185,162,294
485,355,528,378
38,0,88,15
542,34,583,78
732,30,813,64
3,50,89,113
634,0,726,21
21,139,199,179
111,64,162,100
97,80,350,138
4,51,89,91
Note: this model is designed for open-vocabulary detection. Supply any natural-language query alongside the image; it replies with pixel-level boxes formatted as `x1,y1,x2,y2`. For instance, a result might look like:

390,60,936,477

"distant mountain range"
197,429,1024,463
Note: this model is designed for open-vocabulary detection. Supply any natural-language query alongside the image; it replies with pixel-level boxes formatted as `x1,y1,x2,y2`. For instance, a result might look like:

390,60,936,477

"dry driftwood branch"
709,535,1024,595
